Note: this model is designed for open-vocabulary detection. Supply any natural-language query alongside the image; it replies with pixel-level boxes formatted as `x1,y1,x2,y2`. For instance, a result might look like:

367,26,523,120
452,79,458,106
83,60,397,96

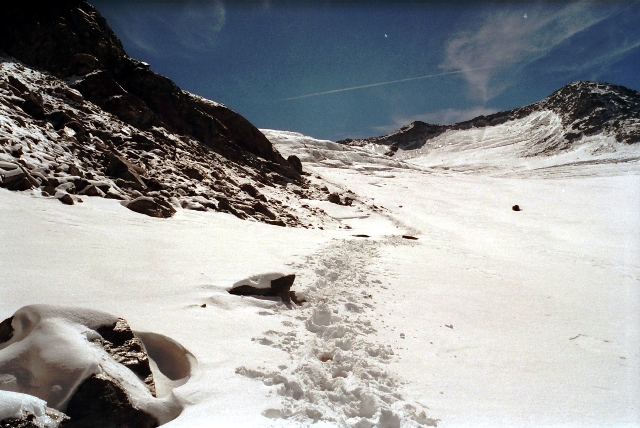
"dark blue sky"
92,1,640,141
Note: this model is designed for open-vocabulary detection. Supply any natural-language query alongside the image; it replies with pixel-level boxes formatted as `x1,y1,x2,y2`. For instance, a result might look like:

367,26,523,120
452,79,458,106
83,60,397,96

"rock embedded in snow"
123,197,176,218
512,204,521,211
93,318,156,396
0,317,13,344
229,273,304,305
0,391,68,428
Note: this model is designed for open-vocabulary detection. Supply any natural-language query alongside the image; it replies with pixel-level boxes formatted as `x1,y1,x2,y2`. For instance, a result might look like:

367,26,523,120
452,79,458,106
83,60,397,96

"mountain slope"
0,1,335,226
340,81,640,156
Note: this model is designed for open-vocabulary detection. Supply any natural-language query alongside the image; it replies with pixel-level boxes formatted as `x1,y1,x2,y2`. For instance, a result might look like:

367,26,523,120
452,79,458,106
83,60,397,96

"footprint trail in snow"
236,238,439,427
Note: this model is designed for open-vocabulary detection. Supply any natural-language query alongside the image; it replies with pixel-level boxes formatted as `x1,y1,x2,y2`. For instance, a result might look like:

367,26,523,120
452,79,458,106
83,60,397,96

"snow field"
1,127,639,427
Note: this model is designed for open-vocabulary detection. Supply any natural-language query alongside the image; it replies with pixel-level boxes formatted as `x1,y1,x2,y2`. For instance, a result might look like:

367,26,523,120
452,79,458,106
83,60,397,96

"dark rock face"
63,373,159,428
339,81,640,153
287,155,303,174
327,193,341,205
94,318,156,396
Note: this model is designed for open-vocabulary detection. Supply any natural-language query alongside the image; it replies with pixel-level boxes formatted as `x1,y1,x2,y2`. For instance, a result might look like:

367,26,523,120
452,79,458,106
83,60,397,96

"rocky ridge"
339,81,640,155
0,1,333,226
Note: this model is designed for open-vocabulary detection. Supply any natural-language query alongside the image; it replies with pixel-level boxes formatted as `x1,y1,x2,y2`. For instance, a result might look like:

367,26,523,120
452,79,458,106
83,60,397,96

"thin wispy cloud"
278,65,500,101
441,3,619,102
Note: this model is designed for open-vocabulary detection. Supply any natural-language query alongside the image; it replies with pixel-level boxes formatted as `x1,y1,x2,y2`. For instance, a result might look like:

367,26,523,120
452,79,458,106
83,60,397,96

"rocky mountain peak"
340,80,640,152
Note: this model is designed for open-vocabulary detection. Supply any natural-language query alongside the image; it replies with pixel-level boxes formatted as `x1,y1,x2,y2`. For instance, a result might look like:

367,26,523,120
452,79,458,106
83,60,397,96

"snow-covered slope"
339,81,640,177
2,127,638,427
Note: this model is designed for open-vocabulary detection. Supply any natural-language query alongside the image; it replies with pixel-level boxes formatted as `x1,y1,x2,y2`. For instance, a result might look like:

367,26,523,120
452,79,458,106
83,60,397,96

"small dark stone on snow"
512,204,521,211
58,193,75,205
353,234,369,238
402,235,418,240
125,196,175,218
328,192,341,204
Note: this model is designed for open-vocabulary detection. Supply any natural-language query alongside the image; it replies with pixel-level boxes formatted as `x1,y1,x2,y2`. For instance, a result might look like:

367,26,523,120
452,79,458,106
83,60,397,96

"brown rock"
229,274,299,305
124,196,176,218
58,193,75,205
94,318,155,396
287,155,303,174
80,184,106,197
105,153,146,191
69,53,100,76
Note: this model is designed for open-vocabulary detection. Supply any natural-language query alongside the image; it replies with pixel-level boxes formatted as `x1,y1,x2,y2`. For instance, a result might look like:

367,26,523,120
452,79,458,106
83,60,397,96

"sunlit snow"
1,127,639,427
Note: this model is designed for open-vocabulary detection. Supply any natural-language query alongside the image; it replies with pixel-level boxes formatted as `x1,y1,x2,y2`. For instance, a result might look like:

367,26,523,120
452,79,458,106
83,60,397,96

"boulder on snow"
229,273,304,305
57,193,75,205
0,165,40,191
512,204,521,211
124,196,176,218
94,318,156,396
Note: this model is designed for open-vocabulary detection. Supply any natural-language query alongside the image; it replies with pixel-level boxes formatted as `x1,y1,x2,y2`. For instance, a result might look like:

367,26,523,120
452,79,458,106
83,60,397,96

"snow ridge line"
236,238,439,427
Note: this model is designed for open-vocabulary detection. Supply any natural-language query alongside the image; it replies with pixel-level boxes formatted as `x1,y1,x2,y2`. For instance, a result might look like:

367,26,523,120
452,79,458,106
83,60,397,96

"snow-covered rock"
0,305,191,426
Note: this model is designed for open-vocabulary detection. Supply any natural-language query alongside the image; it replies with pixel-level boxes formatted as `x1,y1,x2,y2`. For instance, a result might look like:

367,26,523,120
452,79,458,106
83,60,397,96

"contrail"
278,65,500,101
